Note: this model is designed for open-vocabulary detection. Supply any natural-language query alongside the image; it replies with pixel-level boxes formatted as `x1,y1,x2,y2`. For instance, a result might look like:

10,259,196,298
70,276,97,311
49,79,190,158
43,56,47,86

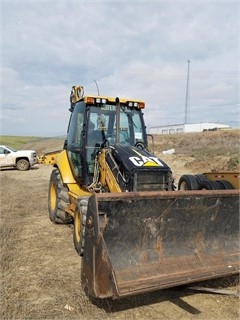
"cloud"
1,0,239,136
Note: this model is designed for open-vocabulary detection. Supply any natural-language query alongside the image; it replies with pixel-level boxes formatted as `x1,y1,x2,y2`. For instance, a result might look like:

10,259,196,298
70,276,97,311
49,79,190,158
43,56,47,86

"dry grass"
0,136,42,150
151,129,240,172
153,129,239,158
23,137,65,155
1,130,239,320
2,130,239,172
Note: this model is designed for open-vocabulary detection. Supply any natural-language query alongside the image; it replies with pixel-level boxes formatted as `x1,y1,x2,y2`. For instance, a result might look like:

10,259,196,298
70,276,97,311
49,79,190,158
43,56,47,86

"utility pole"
184,60,191,124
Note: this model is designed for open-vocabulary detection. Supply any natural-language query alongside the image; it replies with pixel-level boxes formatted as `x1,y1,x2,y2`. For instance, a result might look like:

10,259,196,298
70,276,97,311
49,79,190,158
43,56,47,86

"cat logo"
129,150,164,167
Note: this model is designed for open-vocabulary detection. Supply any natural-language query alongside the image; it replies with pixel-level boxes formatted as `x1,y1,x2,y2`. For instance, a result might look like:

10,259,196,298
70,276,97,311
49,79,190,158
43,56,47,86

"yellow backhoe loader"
43,85,239,299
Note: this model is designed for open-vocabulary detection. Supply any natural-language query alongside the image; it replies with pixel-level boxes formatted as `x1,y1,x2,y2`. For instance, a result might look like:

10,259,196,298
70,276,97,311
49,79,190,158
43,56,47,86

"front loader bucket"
81,190,239,299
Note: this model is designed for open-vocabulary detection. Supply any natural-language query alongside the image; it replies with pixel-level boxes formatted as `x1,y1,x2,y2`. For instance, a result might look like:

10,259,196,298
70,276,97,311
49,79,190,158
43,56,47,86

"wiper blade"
120,105,137,128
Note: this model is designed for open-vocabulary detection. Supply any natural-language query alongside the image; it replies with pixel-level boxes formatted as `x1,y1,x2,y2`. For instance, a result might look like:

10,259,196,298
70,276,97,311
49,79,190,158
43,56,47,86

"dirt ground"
1,152,239,319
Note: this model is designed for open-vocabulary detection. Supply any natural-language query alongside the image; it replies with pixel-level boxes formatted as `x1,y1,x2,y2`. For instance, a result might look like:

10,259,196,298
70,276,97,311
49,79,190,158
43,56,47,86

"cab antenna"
94,80,100,96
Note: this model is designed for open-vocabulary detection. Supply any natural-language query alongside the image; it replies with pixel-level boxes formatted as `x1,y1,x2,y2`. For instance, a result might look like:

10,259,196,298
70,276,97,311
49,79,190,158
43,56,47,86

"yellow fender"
47,150,89,197
53,150,76,184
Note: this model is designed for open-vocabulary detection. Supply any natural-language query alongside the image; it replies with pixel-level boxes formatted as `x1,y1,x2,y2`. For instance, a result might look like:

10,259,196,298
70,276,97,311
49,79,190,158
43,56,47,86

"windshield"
88,104,146,146
66,101,147,181
6,146,16,152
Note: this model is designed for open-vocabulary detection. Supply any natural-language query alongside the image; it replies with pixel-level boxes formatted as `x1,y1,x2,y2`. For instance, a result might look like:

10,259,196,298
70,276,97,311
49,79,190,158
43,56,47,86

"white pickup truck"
0,145,38,171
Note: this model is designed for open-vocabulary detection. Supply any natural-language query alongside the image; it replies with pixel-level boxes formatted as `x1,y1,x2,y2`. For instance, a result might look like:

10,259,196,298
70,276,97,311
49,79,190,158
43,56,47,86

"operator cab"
65,90,147,187
87,103,146,147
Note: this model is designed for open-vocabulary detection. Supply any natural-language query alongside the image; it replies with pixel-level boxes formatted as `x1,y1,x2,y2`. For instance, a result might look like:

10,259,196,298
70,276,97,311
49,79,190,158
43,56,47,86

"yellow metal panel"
204,172,240,189
98,149,121,192
105,163,122,192
41,150,62,165
53,150,76,184
68,185,90,197
54,151,90,197
43,149,91,198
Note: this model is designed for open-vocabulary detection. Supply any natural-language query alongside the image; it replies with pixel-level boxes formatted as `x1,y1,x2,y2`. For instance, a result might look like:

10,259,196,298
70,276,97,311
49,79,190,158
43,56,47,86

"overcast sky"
1,0,239,136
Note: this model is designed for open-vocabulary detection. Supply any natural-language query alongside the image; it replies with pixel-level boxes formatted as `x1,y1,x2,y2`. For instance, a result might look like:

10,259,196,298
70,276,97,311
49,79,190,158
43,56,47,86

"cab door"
0,147,14,167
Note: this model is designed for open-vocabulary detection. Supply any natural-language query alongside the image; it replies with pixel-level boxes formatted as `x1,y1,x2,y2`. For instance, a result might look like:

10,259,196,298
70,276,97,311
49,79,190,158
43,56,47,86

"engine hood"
110,144,171,172
17,150,36,153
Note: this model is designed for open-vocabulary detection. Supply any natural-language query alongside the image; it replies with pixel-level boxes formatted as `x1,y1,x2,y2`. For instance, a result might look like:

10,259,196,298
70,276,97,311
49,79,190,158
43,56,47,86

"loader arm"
98,148,123,193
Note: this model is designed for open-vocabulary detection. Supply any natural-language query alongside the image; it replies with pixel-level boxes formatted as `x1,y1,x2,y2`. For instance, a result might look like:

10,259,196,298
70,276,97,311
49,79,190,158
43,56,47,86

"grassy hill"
152,129,240,173
1,129,239,172
152,129,239,158
0,136,42,150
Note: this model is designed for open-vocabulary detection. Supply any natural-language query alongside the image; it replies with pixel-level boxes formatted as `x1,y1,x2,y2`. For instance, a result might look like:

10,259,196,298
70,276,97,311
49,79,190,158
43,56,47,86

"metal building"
148,122,230,135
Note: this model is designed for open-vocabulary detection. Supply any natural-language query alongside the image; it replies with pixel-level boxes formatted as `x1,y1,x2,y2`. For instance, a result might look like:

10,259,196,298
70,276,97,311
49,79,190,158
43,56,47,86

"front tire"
48,169,72,224
73,196,89,256
16,159,30,171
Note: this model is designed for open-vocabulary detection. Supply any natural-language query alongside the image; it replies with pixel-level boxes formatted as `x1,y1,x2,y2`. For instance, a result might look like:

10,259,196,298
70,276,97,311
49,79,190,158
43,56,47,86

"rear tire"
199,180,219,190
48,169,72,224
195,174,208,184
16,159,30,171
178,175,199,190
215,180,234,190
73,196,89,256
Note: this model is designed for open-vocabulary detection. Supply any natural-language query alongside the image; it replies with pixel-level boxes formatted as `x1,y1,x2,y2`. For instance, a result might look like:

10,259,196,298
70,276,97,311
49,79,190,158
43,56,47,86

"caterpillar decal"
129,149,164,167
